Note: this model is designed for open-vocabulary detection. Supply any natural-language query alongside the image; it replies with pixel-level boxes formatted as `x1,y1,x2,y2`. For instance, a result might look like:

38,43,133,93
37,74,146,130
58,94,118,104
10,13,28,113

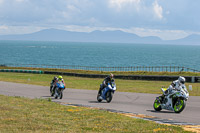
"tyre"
54,88,58,99
153,99,162,111
59,91,63,99
97,91,102,102
106,91,113,103
173,98,186,113
50,85,56,96
50,86,53,96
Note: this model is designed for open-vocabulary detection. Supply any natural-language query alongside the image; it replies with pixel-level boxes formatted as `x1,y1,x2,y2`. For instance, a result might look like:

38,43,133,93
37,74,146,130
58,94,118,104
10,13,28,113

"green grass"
1,66,200,76
0,72,200,96
0,95,190,133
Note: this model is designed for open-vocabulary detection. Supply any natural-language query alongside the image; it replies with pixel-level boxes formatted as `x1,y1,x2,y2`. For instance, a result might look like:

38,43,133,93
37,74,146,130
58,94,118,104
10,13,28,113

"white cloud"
62,25,191,40
0,25,44,35
166,11,170,15
0,0,200,40
63,25,121,33
123,27,190,40
66,4,81,14
109,0,141,9
0,0,4,4
15,0,27,2
153,0,163,19
0,24,198,40
0,25,8,30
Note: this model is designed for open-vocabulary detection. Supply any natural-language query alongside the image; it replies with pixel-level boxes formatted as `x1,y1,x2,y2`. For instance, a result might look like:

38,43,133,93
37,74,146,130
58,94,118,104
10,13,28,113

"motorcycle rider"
51,76,58,84
100,73,115,90
57,75,66,89
50,76,58,93
98,73,115,99
164,76,186,96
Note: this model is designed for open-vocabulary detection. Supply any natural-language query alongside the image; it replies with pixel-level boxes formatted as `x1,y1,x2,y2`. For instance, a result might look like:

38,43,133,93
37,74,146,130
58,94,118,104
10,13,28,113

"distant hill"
0,28,200,45
166,34,200,45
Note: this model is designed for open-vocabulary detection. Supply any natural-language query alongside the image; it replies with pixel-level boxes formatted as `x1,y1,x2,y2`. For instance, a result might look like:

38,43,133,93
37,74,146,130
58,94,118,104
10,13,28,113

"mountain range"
0,28,200,45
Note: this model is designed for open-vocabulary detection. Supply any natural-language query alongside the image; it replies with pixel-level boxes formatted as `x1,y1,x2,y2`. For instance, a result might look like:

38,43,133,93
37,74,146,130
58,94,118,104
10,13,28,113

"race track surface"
0,81,200,125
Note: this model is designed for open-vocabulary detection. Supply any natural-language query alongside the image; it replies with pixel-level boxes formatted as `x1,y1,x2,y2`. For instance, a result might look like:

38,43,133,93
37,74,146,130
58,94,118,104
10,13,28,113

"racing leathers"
165,80,184,96
99,76,114,91
50,77,58,94
57,78,66,89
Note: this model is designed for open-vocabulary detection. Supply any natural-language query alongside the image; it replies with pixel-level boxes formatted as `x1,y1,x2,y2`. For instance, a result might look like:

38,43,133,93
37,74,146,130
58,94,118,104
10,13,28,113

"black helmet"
54,76,57,80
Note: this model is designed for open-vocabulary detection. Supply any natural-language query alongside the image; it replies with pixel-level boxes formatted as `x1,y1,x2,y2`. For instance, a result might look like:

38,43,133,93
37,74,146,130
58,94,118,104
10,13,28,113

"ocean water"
0,40,200,70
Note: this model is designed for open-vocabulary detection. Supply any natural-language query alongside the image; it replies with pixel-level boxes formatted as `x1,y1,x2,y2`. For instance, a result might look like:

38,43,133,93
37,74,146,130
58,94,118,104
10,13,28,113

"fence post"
2,64,200,73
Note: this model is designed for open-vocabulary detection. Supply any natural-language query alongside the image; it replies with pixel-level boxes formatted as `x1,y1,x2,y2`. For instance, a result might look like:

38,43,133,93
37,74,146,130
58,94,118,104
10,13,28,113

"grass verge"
1,66,200,76
0,95,190,133
0,72,200,96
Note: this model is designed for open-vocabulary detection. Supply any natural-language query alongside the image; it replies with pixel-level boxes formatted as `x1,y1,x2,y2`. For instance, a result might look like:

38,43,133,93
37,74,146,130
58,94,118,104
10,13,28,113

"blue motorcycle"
54,81,65,99
97,81,117,103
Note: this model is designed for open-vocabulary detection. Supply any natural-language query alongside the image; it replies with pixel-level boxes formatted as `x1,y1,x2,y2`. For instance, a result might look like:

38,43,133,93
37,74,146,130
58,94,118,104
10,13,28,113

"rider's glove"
108,84,112,89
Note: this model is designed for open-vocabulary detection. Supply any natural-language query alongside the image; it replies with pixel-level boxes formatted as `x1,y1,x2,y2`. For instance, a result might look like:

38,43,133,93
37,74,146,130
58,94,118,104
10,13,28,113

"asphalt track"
0,81,200,125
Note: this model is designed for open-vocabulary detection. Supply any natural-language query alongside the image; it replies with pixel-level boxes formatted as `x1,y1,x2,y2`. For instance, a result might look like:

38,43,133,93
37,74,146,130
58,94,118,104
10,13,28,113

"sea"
0,40,200,70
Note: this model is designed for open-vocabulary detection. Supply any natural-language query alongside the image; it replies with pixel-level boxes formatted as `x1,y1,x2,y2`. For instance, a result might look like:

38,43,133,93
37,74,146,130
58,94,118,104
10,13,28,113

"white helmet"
178,76,185,84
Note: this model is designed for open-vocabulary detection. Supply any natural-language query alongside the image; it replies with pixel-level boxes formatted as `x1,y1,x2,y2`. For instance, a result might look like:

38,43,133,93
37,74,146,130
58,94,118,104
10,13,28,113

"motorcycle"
50,82,56,96
54,81,65,99
153,85,189,113
97,81,117,103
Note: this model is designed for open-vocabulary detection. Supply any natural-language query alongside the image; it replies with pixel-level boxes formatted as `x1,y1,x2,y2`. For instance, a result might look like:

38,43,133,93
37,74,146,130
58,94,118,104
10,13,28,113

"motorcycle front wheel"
173,98,186,113
54,88,59,99
50,86,55,96
97,90,102,102
153,98,162,111
106,91,113,103
59,90,63,99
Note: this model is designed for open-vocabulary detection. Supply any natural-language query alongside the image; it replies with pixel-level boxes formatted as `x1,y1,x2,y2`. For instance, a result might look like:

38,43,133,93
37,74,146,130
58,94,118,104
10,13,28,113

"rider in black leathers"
50,76,58,94
99,73,115,93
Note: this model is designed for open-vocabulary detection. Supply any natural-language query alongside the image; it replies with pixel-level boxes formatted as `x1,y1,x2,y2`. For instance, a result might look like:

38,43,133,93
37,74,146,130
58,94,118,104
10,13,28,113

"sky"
0,0,199,40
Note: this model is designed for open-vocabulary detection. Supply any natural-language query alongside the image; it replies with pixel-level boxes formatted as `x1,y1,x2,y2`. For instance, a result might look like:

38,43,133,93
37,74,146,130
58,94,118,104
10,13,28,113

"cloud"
0,0,200,40
0,25,44,35
0,0,4,4
61,25,191,40
15,0,27,2
123,27,189,40
109,0,141,9
0,25,8,30
153,0,163,19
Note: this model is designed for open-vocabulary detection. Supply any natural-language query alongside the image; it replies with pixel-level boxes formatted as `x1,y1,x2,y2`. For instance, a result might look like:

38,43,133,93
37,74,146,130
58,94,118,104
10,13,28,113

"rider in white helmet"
164,76,186,95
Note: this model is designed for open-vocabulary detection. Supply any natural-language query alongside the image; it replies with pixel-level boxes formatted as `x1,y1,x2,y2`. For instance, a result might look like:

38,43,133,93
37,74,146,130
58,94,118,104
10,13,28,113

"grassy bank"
1,66,200,76
0,72,200,96
0,95,190,132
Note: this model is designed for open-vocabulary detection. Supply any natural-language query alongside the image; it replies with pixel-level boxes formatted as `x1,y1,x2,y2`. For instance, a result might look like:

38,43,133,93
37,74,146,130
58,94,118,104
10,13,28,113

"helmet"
58,76,63,81
54,76,57,80
178,76,185,84
110,73,114,79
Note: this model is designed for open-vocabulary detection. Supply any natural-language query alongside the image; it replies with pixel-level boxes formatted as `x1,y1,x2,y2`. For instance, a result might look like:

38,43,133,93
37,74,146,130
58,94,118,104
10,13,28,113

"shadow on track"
88,101,108,103
42,96,52,98
146,110,174,114
42,96,56,100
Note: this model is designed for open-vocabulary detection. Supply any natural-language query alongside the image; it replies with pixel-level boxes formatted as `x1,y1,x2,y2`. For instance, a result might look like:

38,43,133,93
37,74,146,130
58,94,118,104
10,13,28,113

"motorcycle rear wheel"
153,99,162,111
173,98,186,113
